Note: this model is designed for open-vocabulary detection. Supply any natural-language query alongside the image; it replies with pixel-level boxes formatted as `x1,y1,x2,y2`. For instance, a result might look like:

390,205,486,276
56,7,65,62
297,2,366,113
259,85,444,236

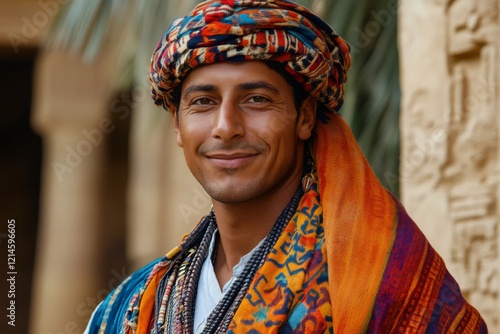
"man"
85,0,487,333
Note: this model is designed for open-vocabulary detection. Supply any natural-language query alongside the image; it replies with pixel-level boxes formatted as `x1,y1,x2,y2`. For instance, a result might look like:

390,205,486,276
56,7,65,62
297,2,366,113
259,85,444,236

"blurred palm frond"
47,0,198,87
321,0,401,194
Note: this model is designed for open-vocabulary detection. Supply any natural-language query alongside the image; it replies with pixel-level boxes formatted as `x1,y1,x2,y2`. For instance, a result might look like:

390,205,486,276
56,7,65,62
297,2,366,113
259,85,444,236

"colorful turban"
150,0,352,114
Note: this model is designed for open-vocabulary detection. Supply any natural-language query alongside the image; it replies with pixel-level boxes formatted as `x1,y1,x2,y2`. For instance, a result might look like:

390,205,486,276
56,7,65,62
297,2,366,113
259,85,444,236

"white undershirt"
193,230,264,334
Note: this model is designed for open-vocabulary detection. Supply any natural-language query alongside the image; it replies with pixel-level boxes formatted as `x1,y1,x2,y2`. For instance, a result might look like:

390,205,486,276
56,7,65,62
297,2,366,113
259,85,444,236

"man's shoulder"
86,257,168,333
110,256,170,303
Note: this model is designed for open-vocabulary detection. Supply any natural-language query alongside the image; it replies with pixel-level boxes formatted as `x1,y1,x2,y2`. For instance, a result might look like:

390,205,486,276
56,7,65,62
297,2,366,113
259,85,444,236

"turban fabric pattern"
150,0,351,114
87,1,487,333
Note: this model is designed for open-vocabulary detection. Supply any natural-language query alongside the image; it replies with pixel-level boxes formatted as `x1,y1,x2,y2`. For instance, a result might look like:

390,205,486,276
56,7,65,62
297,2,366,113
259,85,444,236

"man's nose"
211,101,245,141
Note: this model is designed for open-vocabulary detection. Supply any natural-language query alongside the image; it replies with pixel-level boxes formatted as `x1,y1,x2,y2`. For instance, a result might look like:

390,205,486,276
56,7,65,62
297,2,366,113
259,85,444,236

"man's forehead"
181,61,288,91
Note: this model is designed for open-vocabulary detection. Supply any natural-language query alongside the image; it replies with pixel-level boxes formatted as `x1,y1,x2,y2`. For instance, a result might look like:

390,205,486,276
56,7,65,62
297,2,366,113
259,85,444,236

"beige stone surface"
400,0,500,330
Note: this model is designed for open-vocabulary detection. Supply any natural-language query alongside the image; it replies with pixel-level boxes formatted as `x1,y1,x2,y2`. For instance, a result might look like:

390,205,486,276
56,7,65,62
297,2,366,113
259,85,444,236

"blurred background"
0,0,498,333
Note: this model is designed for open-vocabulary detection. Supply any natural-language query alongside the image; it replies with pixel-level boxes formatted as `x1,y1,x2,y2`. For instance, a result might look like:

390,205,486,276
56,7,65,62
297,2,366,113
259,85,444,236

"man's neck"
211,179,300,288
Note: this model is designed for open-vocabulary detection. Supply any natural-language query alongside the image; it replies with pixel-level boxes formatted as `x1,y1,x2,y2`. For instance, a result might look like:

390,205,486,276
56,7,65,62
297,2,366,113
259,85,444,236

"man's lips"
206,152,258,169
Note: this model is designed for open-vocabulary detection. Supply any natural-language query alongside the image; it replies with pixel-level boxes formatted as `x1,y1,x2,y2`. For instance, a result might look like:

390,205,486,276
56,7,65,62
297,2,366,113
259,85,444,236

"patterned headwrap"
150,0,352,115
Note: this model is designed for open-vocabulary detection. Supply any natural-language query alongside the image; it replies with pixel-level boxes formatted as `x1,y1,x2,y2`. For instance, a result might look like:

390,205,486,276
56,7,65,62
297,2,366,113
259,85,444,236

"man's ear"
297,95,317,140
172,110,183,147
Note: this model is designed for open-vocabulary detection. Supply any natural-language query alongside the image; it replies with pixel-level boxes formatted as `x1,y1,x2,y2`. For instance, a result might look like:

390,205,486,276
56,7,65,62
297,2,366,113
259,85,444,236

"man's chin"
207,191,254,205
203,182,265,205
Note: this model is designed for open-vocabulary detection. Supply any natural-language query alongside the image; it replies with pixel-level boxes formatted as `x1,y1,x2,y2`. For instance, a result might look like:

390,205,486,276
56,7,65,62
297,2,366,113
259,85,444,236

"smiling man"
85,1,487,333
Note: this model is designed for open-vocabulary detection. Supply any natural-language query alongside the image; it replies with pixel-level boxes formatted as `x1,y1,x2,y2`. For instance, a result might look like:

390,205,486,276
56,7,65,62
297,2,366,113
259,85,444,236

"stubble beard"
196,163,297,206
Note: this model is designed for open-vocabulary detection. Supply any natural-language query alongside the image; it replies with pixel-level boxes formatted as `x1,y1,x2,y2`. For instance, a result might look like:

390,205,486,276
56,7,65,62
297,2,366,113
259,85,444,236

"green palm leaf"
321,0,401,194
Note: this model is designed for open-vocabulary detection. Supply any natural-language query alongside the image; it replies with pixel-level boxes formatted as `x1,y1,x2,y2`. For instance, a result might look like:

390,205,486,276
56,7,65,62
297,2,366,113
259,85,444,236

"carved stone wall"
400,0,500,330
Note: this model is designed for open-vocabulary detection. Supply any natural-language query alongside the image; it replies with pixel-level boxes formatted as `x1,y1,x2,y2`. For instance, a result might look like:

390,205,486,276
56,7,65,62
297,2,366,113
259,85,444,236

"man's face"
174,61,316,205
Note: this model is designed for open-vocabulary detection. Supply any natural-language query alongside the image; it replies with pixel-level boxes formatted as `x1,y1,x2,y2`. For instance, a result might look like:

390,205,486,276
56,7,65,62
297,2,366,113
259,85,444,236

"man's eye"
192,97,214,105
248,96,269,103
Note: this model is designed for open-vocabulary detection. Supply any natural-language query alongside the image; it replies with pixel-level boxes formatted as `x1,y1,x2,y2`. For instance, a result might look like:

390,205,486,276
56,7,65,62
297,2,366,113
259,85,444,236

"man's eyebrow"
182,81,280,99
182,84,217,99
238,81,280,94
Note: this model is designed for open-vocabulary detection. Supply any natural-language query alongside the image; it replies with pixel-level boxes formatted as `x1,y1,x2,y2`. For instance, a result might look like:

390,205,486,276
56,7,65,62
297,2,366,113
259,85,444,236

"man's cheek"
262,112,295,134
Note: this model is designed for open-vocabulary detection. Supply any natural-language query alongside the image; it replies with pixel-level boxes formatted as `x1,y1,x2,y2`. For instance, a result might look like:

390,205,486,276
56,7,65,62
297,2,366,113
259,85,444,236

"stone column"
30,49,113,333
125,83,170,269
399,0,500,330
